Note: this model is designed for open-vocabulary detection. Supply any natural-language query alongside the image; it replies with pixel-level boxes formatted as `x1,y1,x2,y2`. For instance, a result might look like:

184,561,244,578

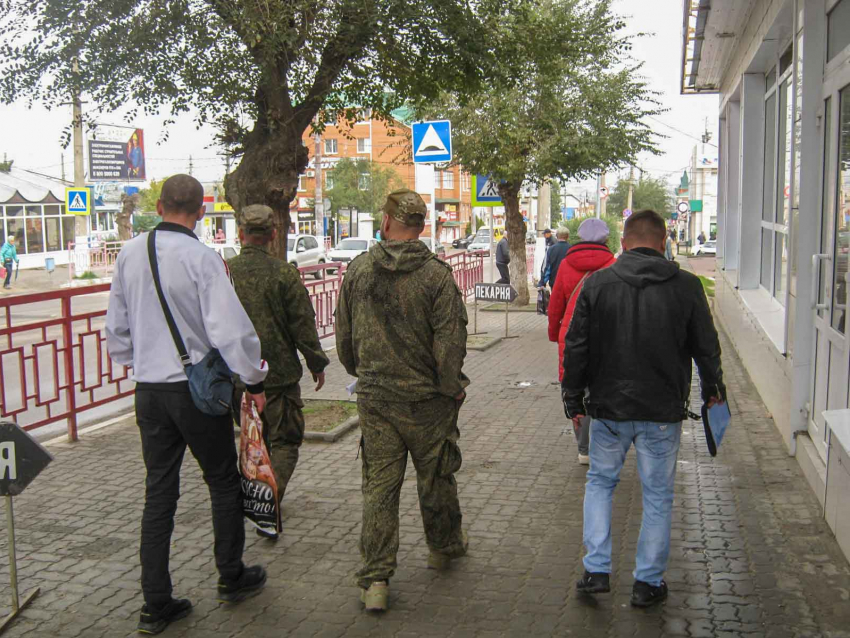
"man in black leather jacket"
561,209,725,608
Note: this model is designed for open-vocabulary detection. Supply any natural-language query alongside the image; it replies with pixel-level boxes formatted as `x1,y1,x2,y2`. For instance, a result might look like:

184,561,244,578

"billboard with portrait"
88,125,146,181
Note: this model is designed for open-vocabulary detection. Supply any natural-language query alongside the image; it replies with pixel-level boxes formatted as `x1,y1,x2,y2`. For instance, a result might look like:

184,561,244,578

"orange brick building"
294,112,473,243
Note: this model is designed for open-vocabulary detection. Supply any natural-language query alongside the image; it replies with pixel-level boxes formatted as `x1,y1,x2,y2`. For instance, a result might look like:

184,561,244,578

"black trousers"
3,259,12,287
135,383,245,607
496,262,511,284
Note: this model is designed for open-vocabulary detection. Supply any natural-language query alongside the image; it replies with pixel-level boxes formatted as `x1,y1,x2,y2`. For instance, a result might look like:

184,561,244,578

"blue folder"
700,401,731,457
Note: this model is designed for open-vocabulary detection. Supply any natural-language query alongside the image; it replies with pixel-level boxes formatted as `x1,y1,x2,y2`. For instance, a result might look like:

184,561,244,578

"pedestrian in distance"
495,229,510,284
106,174,270,635
228,204,330,541
538,227,572,290
698,230,706,245
548,218,615,465
665,233,675,261
336,189,470,612
562,209,725,608
2,235,18,289
543,227,556,248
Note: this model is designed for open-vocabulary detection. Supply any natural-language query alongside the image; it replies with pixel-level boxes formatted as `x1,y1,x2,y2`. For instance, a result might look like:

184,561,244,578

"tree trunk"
498,180,530,306
117,193,137,242
223,125,310,261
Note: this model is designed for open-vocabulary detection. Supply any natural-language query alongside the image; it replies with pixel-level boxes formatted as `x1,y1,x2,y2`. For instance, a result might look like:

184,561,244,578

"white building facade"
682,0,850,558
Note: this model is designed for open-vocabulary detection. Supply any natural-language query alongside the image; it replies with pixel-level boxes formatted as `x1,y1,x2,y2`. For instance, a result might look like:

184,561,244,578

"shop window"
5,205,22,218
761,229,773,289
44,217,61,252
62,217,76,248
25,218,43,254
6,219,25,254
828,0,850,62
831,85,850,333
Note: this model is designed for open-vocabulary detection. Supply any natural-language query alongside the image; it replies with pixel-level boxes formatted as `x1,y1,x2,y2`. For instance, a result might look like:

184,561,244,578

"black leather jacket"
561,248,725,423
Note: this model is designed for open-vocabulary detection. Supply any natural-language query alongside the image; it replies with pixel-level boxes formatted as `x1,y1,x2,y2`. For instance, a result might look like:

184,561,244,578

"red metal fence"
0,285,134,441
1,251,488,438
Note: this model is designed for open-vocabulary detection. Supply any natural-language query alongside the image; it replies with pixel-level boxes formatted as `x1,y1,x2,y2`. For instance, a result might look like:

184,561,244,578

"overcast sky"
0,0,718,191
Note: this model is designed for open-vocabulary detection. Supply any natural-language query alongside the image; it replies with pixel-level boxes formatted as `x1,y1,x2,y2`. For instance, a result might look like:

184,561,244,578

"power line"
647,116,718,148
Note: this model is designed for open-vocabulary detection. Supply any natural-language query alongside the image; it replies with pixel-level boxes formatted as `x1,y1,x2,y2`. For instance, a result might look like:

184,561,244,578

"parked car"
327,237,377,270
452,234,475,249
288,234,328,278
420,236,447,258
692,240,717,256
209,243,241,261
467,230,492,253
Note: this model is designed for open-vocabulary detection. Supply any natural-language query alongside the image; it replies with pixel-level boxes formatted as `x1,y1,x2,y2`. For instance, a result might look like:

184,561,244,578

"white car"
327,237,377,270
467,232,492,253
209,243,241,261
693,240,717,256
288,234,328,278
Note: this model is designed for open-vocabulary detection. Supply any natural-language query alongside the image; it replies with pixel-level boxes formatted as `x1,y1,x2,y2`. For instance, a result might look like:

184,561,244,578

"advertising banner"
88,125,146,181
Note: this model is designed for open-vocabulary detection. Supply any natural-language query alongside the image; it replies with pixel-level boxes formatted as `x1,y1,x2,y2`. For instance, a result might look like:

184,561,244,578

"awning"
440,221,462,227
436,198,460,204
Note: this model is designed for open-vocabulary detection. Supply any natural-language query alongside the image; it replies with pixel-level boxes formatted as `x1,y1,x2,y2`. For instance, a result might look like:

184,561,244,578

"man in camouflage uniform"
229,205,330,540
335,189,470,612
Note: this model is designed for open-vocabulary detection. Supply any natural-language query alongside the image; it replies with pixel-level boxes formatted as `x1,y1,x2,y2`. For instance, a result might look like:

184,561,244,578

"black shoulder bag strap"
147,230,191,367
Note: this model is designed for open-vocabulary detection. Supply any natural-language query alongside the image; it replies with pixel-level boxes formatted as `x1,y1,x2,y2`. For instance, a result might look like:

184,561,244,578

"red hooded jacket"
548,242,616,381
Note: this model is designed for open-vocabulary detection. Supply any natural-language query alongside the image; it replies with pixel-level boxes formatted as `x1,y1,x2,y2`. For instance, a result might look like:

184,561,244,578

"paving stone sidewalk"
2,309,850,638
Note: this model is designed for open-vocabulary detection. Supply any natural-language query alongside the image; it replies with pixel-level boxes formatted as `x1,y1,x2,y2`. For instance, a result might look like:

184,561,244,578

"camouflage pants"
234,385,305,503
355,395,465,589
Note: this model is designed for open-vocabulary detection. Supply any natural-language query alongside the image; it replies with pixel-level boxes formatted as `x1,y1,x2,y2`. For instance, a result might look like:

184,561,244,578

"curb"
480,303,538,313
304,415,359,443
467,335,504,352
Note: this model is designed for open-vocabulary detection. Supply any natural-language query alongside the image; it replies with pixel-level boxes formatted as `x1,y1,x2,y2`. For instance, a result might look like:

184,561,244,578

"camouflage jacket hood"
335,239,469,402
228,244,329,390
370,239,439,273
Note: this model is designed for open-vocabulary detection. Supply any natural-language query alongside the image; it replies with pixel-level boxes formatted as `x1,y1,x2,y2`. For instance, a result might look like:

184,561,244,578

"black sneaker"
631,580,668,608
576,570,610,594
256,527,279,541
137,598,192,635
217,565,267,603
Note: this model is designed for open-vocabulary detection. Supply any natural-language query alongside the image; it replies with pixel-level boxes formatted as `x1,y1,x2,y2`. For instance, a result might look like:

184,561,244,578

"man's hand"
455,390,467,408
571,414,585,432
312,371,325,392
246,391,266,415
706,395,724,409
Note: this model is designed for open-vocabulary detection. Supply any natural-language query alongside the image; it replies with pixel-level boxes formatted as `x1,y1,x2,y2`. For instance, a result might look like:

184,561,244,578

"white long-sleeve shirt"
106,222,268,390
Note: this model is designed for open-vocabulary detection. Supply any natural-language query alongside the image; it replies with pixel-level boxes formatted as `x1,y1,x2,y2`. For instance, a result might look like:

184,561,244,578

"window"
759,56,794,305
832,86,850,333
442,170,454,189
358,173,370,190
305,236,318,249
298,175,305,192
462,173,471,191
356,138,371,153
325,172,335,190
324,139,338,155
828,0,850,62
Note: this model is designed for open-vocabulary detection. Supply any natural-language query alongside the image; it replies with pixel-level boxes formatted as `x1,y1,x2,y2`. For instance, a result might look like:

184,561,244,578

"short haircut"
556,227,570,240
160,174,204,216
624,209,666,244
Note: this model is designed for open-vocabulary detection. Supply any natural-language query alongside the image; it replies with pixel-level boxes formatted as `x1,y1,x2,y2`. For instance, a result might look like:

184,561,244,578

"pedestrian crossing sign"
65,188,91,216
412,120,452,163
472,175,503,207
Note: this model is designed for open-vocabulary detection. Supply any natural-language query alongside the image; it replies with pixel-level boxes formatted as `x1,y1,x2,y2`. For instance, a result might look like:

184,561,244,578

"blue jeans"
583,419,681,586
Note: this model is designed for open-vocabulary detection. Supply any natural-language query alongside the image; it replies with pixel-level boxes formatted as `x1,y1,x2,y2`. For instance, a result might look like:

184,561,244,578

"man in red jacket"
547,218,615,464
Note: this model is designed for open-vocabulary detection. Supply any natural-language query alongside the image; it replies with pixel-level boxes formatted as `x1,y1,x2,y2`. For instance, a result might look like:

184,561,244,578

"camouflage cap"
237,204,275,234
382,189,427,226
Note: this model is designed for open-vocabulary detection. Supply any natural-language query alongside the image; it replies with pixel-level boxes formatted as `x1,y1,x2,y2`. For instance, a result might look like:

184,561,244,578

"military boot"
427,530,469,570
360,581,389,612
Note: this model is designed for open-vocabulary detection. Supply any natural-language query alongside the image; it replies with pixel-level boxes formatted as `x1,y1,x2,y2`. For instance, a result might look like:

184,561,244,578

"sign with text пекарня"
475,283,518,303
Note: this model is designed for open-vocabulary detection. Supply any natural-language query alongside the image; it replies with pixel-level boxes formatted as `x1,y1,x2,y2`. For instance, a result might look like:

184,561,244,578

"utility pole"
71,55,87,239
314,120,324,240
626,165,635,213
600,172,608,218
538,182,551,232
61,153,66,182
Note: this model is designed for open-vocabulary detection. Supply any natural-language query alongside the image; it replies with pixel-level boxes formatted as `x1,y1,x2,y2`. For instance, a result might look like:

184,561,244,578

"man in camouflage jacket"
335,189,470,612
229,205,330,539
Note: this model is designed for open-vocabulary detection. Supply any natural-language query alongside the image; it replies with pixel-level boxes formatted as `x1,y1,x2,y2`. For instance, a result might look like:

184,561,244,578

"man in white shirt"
106,174,269,635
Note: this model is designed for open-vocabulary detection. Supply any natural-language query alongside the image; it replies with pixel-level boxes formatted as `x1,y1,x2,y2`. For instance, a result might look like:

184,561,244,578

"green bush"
133,214,160,234
561,216,621,254
74,271,98,280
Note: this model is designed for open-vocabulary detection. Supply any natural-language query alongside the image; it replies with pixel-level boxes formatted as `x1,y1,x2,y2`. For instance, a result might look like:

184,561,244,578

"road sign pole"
474,297,478,335
505,301,509,338
0,495,39,635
